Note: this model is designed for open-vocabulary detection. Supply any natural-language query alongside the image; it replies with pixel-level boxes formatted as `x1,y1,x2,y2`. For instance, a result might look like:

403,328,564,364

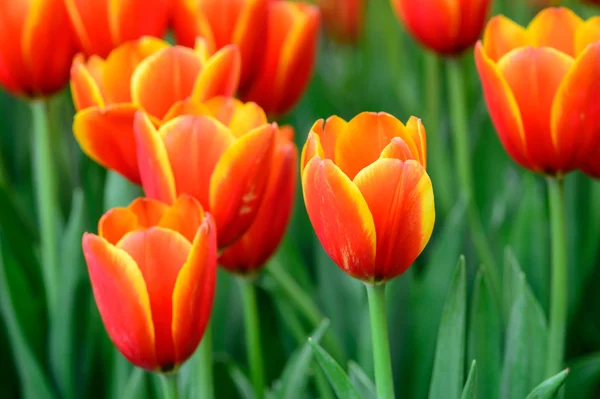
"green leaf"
468,266,501,399
501,253,548,399
565,352,600,398
310,339,361,399
461,361,477,399
525,369,569,399
270,318,330,399
348,361,377,399
120,368,149,399
428,256,467,399
103,171,142,210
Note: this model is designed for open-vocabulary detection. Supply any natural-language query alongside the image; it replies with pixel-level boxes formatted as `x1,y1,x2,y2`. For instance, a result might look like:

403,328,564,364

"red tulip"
318,0,364,44
82,195,217,371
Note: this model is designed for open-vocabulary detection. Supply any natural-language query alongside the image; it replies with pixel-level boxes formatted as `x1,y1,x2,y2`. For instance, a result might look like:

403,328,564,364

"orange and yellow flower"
390,0,492,55
219,126,297,274
301,112,435,284
134,97,278,248
64,0,170,58
71,37,240,183
0,0,77,97
239,1,320,117
82,195,217,372
172,0,269,91
317,0,364,44
475,9,600,176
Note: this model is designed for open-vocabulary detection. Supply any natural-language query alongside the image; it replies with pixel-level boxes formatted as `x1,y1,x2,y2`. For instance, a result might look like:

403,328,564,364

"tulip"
317,0,364,44
475,8,600,176
64,0,170,58
0,0,76,96
134,97,277,248
301,112,434,283
71,37,240,183
172,0,269,91
82,195,217,371
219,125,297,273
390,0,492,55
239,1,320,117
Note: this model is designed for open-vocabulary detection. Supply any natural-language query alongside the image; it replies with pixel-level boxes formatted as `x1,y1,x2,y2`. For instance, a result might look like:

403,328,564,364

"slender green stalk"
366,284,395,399
424,51,453,216
159,374,179,399
197,326,214,398
546,177,567,377
446,58,500,293
31,99,59,318
239,277,264,398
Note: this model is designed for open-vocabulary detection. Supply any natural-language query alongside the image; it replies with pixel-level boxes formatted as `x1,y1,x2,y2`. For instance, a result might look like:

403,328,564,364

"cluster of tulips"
1,0,600,398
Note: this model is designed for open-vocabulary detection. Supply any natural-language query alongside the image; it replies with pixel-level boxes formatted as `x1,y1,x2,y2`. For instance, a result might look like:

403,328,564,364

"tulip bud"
318,0,364,44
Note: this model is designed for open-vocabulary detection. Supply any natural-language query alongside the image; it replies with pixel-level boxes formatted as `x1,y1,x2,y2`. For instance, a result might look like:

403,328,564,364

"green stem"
31,99,59,318
159,373,179,399
424,51,453,216
546,177,567,377
446,58,500,293
366,284,395,399
197,326,214,398
239,277,264,398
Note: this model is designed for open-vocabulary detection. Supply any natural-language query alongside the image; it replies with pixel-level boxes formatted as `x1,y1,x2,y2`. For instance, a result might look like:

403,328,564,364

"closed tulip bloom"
219,126,297,274
390,0,492,55
172,0,269,91
318,0,364,44
0,0,76,96
82,195,217,372
71,37,240,183
134,98,277,247
64,0,170,58
240,1,320,117
475,9,600,176
301,112,435,283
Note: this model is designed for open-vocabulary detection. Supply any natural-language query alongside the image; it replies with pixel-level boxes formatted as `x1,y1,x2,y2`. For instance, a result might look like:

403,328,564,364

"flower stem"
159,373,179,399
197,325,214,398
366,284,395,399
446,57,500,294
31,99,59,318
240,277,264,398
546,177,567,377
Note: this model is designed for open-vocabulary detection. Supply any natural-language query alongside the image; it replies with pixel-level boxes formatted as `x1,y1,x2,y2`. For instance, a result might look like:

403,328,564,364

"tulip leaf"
525,369,569,399
428,256,467,399
348,361,377,399
215,357,255,399
565,352,600,398
310,339,361,399
120,368,148,399
468,266,501,399
461,361,477,399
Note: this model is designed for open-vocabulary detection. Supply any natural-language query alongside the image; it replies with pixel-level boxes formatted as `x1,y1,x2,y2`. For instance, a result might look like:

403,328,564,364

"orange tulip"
301,112,435,283
219,126,297,274
390,0,492,55
317,0,364,44
172,0,269,91
82,195,217,372
71,37,240,183
64,0,170,58
239,1,320,117
475,9,600,176
0,0,77,97
134,97,278,248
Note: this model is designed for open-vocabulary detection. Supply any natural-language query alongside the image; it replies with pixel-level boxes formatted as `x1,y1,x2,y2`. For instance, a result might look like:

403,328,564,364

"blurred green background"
1,0,600,398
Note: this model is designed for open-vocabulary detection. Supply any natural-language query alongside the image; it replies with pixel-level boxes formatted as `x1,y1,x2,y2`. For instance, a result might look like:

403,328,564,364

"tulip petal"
379,137,414,162
118,227,191,370
131,46,203,120
111,0,170,45
99,198,169,245
209,124,275,247
474,42,530,170
335,112,409,179
319,116,347,161
527,7,582,57
158,195,206,243
128,198,170,227
551,42,600,172
575,17,600,56
498,46,573,172
135,111,177,204
172,214,217,364
161,116,235,208
64,0,112,57
71,54,105,110
581,146,600,179
163,99,210,123
405,116,427,167
482,15,527,62
74,103,141,183
202,97,267,137
82,233,156,370
301,131,325,174
354,159,434,281
191,45,241,102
